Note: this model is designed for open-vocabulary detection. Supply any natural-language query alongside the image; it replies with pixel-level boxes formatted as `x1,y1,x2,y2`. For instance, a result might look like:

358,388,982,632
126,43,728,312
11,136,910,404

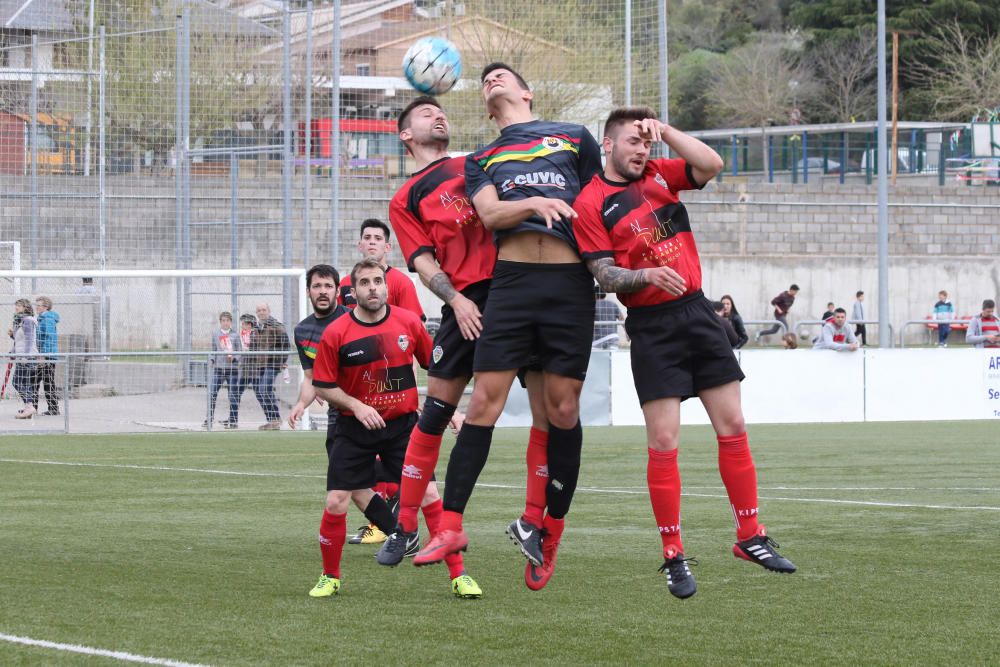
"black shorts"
625,291,745,405
429,279,490,380
473,261,595,381
326,413,417,491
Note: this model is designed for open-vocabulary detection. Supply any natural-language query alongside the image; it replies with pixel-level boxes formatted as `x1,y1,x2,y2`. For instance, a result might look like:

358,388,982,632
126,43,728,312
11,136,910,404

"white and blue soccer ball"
402,37,462,95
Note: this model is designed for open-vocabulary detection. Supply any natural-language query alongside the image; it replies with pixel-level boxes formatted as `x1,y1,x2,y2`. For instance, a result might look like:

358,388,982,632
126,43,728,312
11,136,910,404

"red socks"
318,510,346,578
717,433,760,541
422,499,465,579
542,513,565,544
398,427,443,532
647,448,683,556
522,427,549,527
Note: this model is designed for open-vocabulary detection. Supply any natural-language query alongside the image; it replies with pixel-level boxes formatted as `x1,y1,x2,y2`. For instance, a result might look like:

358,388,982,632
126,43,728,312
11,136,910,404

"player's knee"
545,399,580,430
417,396,457,436
325,490,351,514
464,391,504,425
648,429,679,452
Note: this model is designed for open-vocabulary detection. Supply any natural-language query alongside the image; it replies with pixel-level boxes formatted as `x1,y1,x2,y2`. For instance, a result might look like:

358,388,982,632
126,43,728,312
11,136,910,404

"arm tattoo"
587,257,648,293
428,271,459,304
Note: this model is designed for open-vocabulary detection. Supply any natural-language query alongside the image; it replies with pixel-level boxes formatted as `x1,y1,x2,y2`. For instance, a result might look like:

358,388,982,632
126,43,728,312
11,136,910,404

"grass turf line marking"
4,459,999,511
0,633,211,667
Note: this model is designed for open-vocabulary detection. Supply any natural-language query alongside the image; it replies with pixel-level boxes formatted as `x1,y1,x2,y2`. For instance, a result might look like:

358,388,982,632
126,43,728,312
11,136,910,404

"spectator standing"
813,308,859,351
206,311,242,429
821,302,836,321
253,303,291,430
33,296,60,416
852,291,867,346
756,284,799,342
966,299,999,348
713,301,740,348
593,286,624,349
932,290,955,347
720,295,748,349
9,299,38,419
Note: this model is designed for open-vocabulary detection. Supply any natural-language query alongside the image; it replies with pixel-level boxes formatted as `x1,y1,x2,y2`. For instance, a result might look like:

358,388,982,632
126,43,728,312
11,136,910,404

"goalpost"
0,268,310,434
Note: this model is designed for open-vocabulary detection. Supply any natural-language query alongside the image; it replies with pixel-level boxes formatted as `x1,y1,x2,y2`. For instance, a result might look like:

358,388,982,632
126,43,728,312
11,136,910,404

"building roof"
1,0,76,31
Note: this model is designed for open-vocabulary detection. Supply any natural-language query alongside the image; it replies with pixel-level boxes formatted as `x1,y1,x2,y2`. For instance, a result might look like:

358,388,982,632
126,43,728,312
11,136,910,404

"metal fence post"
30,35,39,289
331,0,342,270
175,14,185,353
303,1,313,268
282,0,294,328
231,151,239,315
98,26,108,354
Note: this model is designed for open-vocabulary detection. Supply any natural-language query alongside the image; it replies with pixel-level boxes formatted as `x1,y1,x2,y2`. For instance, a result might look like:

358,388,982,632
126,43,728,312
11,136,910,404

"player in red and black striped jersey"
336,219,424,320
414,63,601,592
574,107,796,600
306,259,432,598
372,98,489,600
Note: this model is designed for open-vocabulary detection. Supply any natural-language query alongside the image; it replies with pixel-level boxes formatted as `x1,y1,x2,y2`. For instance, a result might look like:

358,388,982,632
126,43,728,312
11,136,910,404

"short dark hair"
306,263,340,288
239,313,256,325
351,257,386,287
834,307,847,315
712,300,725,313
359,218,391,241
789,284,800,291
603,106,657,139
856,290,864,297
220,311,233,320
397,95,441,132
984,299,996,310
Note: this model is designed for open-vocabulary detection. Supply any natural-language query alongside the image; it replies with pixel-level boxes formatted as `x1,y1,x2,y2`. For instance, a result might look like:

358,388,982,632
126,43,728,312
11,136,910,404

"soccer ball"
402,37,462,95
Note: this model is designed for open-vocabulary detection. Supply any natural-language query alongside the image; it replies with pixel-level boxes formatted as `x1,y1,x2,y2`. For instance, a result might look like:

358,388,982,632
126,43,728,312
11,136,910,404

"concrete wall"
3,175,998,347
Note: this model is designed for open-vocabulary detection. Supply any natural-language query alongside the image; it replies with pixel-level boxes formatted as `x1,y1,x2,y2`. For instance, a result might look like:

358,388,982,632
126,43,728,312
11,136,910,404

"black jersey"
294,305,349,418
465,120,602,251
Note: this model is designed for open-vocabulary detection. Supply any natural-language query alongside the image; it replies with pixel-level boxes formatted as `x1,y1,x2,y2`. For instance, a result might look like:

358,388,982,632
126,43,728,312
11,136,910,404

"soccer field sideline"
3,422,998,665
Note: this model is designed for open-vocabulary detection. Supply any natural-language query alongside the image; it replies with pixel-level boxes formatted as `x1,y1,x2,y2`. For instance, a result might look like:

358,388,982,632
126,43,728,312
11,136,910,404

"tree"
708,33,812,160
908,21,1000,121
667,49,726,130
806,27,877,122
790,0,1000,117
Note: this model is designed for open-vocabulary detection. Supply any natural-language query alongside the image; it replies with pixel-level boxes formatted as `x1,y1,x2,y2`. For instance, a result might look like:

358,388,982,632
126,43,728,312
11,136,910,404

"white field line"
0,633,210,667
2,459,999,512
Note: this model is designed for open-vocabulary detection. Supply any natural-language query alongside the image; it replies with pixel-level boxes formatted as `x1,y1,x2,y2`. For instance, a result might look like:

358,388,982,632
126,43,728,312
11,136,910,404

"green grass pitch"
1,421,998,665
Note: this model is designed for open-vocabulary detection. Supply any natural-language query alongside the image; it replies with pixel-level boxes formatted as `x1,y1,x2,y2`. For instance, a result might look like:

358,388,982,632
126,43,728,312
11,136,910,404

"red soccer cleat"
524,532,560,591
413,528,468,567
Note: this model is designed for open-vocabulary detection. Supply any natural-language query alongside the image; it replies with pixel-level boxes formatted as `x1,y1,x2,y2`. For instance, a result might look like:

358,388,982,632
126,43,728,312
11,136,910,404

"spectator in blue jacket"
34,296,60,416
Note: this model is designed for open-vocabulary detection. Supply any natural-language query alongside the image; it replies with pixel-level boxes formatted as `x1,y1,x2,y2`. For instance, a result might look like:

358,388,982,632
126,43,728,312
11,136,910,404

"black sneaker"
375,528,419,567
348,524,372,545
505,518,543,566
659,551,698,599
733,526,797,573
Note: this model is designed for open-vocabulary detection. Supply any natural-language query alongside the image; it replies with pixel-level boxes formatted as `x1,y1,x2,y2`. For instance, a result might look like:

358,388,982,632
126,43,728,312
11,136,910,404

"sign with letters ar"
985,353,1000,418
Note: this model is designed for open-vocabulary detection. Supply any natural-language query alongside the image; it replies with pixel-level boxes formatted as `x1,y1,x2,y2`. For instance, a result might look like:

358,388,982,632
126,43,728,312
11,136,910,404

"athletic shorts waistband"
494,259,588,273
627,290,706,316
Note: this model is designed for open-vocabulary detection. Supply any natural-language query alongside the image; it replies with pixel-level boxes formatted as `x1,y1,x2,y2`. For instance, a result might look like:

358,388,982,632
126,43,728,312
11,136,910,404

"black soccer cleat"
505,518,544,567
375,528,419,567
659,551,698,600
733,526,797,573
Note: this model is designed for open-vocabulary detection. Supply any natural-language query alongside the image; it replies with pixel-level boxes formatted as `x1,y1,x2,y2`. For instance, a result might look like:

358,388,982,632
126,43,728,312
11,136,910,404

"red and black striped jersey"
465,120,602,250
312,305,432,421
337,266,425,319
390,156,495,292
573,158,705,309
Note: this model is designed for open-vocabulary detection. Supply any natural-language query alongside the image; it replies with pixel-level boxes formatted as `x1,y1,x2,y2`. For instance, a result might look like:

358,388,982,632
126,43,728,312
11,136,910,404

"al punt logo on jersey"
500,171,568,193
397,334,409,352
